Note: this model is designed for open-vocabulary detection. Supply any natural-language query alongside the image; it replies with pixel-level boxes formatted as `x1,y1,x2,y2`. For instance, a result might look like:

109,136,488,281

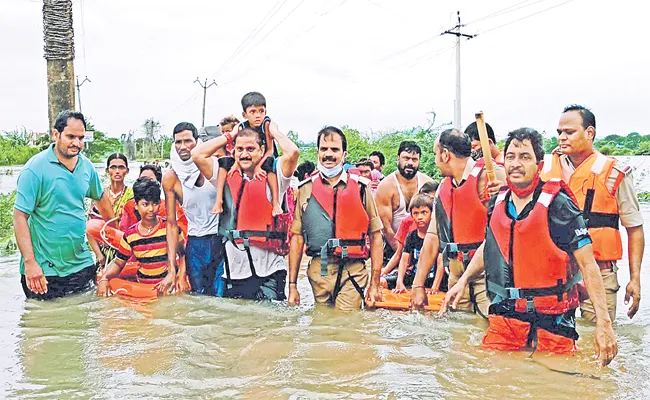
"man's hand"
175,272,191,294
97,279,109,297
288,285,300,306
410,286,428,310
156,273,176,295
486,179,504,198
24,260,48,294
594,321,618,367
624,278,641,319
438,280,467,317
370,180,379,191
365,283,384,307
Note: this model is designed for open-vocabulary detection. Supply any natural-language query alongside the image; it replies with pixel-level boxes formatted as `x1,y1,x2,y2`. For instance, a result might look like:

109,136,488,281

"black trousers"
21,265,96,300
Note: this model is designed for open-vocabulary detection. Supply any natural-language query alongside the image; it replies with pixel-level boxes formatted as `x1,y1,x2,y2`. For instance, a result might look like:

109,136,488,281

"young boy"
381,181,438,280
385,194,448,292
97,177,182,296
211,93,282,216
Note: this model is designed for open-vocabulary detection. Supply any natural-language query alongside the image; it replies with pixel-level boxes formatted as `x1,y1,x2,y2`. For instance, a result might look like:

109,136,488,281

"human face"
242,105,266,128
174,130,197,161
234,135,264,173
140,169,158,182
557,111,594,156
221,123,235,135
135,199,160,224
504,139,539,188
410,206,432,229
318,134,346,169
397,151,420,180
370,155,382,172
106,159,128,183
434,139,452,177
357,165,372,179
53,117,85,159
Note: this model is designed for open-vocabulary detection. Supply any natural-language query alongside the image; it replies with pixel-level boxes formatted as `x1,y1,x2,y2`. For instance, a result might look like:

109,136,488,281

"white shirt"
216,157,292,279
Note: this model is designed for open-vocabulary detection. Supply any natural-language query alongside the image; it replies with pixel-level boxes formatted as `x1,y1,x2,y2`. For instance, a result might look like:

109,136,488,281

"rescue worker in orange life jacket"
287,126,384,311
440,128,617,365
192,122,299,301
411,129,505,315
541,105,644,322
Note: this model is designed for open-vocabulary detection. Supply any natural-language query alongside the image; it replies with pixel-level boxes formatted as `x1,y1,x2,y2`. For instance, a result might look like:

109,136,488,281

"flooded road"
1,161,650,398
1,208,650,399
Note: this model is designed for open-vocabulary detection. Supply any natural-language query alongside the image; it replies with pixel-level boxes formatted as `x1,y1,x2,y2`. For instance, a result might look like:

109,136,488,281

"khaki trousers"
307,257,368,311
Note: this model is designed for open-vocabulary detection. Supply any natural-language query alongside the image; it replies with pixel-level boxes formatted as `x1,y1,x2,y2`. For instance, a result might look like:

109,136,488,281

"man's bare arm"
191,136,229,181
268,121,299,178
374,181,397,249
94,192,116,222
624,225,644,318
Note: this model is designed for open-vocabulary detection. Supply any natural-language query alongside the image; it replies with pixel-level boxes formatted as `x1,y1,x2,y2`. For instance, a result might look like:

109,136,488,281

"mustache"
508,168,525,175
321,156,337,162
239,157,252,161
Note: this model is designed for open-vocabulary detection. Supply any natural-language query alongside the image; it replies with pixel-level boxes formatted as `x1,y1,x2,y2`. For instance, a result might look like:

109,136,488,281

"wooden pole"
475,111,496,183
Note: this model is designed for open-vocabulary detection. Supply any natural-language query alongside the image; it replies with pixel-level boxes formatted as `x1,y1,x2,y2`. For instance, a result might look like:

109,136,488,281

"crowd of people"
14,92,645,367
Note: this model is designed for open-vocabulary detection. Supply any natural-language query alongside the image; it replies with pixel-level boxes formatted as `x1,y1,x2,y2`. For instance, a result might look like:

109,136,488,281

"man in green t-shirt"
14,110,115,300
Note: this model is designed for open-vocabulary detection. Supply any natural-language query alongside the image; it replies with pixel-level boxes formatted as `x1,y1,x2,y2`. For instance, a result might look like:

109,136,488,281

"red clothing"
394,216,417,246
115,217,168,283
120,198,188,236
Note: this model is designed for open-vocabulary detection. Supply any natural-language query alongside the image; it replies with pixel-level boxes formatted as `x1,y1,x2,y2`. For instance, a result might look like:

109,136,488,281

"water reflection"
1,211,650,398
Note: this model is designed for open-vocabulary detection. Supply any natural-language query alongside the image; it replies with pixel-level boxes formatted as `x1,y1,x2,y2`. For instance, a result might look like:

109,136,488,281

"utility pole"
442,11,475,129
75,76,90,113
43,0,75,133
194,78,218,127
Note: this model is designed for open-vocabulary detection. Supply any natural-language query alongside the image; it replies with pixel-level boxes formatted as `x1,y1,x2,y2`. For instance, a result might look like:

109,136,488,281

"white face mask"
317,161,344,178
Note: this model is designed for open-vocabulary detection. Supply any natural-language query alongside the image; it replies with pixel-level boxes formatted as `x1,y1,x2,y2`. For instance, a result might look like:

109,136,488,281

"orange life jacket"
301,173,370,271
484,180,581,315
436,158,488,267
220,170,290,256
541,151,623,261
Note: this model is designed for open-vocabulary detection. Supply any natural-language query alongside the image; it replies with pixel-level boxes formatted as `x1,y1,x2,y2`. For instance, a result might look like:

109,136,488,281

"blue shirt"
15,144,103,277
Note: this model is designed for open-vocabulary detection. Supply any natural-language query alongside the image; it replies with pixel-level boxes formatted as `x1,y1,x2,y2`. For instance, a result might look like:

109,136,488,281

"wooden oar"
475,111,496,183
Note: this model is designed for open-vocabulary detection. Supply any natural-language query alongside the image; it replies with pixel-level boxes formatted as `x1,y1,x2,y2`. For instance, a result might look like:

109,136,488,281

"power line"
464,0,542,25
226,0,308,74
477,0,575,36
212,0,291,78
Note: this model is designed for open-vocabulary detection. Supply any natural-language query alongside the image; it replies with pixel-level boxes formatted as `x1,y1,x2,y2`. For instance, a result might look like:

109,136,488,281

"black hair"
438,129,471,158
504,127,545,164
355,158,374,170
241,92,266,112
295,160,316,179
419,181,439,194
317,126,347,152
235,128,265,147
54,110,86,133
397,141,421,157
106,153,128,169
369,151,385,166
133,176,161,204
173,122,198,140
139,164,162,182
464,121,496,143
563,104,596,138
408,193,433,212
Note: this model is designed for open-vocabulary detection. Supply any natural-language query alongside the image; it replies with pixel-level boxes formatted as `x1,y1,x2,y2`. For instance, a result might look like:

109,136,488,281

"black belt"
586,212,619,230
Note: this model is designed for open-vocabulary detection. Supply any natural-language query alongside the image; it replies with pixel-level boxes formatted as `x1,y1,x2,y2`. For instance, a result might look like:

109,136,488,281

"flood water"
1,166,650,399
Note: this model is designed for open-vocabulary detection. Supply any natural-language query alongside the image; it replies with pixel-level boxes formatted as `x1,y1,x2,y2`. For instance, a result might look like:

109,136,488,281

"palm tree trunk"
43,0,75,132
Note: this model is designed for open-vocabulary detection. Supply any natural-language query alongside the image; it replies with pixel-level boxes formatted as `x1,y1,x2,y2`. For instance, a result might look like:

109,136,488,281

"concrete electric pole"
194,78,218,127
442,11,475,129
43,0,75,133
75,75,90,113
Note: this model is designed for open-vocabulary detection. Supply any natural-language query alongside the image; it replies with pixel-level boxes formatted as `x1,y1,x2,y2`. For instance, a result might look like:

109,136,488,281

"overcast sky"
2,0,649,143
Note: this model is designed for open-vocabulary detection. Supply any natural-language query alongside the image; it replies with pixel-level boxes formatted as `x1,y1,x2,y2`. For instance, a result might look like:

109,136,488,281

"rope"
43,0,75,61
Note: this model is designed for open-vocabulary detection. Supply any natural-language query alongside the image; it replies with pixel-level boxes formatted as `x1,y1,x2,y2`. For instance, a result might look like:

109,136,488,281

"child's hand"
392,281,407,294
253,164,267,180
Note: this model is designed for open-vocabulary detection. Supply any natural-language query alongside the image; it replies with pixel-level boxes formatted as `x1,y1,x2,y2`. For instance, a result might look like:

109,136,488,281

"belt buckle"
446,243,459,258
506,287,521,299
526,298,535,313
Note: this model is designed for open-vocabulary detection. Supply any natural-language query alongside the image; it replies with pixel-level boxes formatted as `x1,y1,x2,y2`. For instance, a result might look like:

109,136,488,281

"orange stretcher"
374,288,446,312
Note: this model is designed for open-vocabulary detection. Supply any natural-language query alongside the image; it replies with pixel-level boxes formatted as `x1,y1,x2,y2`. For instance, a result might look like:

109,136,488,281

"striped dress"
115,217,169,284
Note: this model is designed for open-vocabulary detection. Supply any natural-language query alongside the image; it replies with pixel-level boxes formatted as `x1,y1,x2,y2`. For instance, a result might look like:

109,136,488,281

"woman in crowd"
88,153,134,268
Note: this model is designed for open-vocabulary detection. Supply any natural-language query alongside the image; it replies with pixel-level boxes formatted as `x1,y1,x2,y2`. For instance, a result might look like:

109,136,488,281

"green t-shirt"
15,144,103,277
